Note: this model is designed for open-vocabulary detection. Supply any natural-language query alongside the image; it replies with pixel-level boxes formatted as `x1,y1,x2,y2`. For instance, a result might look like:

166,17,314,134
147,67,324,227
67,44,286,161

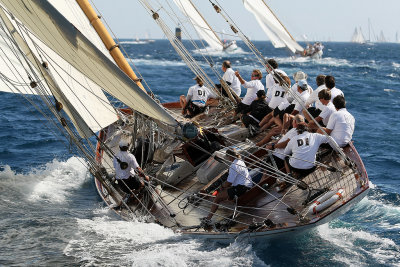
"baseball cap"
298,79,308,90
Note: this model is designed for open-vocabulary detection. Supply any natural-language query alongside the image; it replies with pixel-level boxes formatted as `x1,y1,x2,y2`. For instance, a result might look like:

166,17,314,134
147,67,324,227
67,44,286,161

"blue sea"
1,40,400,266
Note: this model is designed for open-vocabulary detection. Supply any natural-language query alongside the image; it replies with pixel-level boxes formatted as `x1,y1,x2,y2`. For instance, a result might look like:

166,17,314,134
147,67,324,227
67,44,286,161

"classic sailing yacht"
351,27,366,44
0,0,369,242
242,0,323,59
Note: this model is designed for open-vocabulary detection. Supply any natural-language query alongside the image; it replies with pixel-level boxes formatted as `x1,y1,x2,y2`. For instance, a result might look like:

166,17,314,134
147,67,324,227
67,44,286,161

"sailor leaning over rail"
202,148,252,225
113,139,150,204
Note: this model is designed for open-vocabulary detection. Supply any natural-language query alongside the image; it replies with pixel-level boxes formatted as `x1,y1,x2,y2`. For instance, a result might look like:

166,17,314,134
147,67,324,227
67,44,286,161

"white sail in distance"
243,0,304,54
351,27,365,44
0,0,177,127
172,0,223,50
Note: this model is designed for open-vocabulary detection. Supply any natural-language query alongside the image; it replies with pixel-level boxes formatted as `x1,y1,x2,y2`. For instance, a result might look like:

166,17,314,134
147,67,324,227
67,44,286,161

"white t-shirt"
242,79,264,105
227,159,252,187
305,84,326,111
273,128,297,159
268,83,287,109
186,84,209,107
287,84,313,103
326,108,355,147
330,87,344,101
223,68,241,97
284,132,329,169
265,69,287,103
113,151,139,179
293,90,310,112
319,102,336,125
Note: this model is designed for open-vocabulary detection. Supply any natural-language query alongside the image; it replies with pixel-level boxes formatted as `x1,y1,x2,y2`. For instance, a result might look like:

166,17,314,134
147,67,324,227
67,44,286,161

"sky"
92,0,400,42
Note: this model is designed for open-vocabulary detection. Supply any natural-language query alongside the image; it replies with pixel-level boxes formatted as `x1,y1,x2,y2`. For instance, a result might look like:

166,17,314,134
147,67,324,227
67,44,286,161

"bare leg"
180,95,186,114
206,189,229,220
256,127,281,146
259,111,273,127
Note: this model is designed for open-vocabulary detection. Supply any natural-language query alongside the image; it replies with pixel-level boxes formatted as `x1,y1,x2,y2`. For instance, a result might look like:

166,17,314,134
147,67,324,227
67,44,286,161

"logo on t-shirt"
297,138,310,147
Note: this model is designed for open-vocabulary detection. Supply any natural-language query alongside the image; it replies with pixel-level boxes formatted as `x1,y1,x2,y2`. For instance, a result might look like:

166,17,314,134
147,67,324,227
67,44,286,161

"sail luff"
187,0,222,45
261,0,296,42
172,0,223,49
242,0,304,54
0,0,177,126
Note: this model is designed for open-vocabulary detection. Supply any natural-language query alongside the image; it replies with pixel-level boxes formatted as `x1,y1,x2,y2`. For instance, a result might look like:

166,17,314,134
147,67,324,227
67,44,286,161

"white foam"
192,46,249,56
392,62,400,68
318,217,399,265
383,89,397,93
128,58,187,67
64,215,267,266
27,157,89,203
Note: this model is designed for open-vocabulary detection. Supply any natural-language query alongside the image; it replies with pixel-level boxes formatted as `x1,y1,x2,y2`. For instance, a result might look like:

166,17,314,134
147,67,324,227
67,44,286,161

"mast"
76,0,146,92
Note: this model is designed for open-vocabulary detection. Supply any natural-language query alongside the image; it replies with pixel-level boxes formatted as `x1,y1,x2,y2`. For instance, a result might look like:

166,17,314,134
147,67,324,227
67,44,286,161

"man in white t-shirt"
304,74,326,122
281,79,311,131
113,140,150,203
265,59,279,104
180,76,210,118
284,124,331,179
318,95,355,147
234,69,265,115
325,75,344,101
307,89,336,131
221,60,241,97
258,70,291,131
202,148,252,223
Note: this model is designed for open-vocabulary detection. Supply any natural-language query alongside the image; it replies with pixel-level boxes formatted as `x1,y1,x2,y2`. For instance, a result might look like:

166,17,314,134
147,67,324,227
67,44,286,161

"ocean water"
1,41,400,266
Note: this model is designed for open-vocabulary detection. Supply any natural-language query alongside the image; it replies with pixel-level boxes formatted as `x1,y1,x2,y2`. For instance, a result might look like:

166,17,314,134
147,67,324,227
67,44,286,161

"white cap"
293,71,308,82
119,139,129,147
298,79,308,90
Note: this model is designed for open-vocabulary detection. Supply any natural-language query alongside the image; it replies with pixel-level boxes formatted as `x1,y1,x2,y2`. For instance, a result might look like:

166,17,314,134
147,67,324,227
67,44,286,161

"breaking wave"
64,215,267,266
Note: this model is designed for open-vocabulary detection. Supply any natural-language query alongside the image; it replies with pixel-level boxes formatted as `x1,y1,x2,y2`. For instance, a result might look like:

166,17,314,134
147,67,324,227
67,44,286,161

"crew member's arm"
235,71,245,85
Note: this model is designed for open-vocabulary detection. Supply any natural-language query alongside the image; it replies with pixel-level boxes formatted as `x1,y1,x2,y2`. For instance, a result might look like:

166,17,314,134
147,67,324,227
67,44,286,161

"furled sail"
351,27,365,44
172,0,223,50
243,0,304,54
0,0,177,126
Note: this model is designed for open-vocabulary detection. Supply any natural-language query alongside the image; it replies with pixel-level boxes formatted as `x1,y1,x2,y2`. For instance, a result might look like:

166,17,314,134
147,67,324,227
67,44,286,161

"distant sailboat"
243,0,303,54
242,0,322,58
351,27,366,44
396,32,400,43
377,30,387,43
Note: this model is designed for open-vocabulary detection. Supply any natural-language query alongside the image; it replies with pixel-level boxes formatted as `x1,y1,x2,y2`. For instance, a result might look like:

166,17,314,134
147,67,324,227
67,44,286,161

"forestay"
0,0,177,126
172,0,223,50
243,0,303,54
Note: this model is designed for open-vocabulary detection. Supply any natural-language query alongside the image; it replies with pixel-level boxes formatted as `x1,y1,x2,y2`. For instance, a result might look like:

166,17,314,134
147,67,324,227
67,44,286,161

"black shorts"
227,184,251,200
285,157,316,179
119,175,141,193
278,104,295,121
187,101,205,117
241,114,259,128
307,107,322,119
236,102,251,114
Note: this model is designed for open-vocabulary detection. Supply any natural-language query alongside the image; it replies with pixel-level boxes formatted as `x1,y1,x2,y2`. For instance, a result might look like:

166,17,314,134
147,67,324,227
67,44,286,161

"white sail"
0,0,177,127
0,4,117,137
377,30,387,43
243,0,304,54
172,0,223,50
351,27,365,44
